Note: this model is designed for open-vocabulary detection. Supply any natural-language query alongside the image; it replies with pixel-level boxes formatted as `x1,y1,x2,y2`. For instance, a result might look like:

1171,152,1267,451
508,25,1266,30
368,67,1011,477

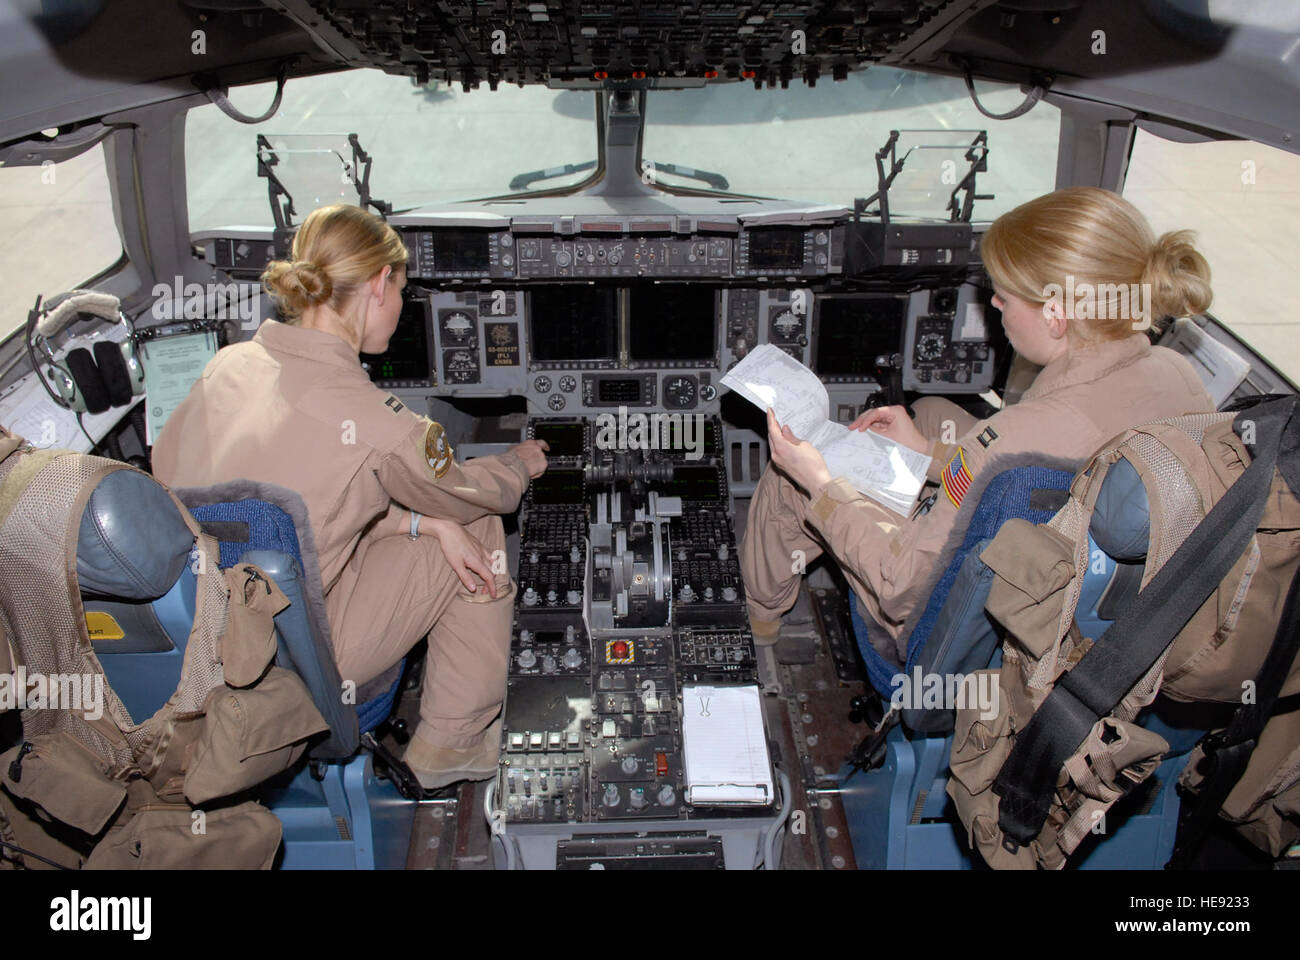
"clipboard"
681,684,774,806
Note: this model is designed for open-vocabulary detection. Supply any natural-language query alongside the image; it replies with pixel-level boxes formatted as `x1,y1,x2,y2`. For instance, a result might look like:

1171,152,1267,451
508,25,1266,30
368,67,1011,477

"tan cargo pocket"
981,519,1077,659
183,667,328,805
947,668,1013,798
0,732,127,835
1062,717,1167,805
85,800,282,869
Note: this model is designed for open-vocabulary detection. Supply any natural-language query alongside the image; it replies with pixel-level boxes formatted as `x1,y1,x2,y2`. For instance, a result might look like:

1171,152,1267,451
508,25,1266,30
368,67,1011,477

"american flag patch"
941,447,973,508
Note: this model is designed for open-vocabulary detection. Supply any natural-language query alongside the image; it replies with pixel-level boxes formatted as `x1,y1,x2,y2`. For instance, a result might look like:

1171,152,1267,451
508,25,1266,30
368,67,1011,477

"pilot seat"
838,456,1205,869
83,473,418,870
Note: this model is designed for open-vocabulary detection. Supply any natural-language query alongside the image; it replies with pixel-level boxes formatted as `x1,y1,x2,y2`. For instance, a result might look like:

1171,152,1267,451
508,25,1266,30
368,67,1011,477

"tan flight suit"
152,320,531,749
741,334,1215,661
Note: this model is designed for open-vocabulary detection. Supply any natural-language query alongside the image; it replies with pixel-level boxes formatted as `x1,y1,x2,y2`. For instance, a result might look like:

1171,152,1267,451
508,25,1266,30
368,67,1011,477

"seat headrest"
78,470,194,600
1089,457,1151,563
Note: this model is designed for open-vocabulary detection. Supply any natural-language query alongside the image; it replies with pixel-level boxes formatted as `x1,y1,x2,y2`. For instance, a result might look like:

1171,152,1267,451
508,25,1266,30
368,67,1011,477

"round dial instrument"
664,375,697,409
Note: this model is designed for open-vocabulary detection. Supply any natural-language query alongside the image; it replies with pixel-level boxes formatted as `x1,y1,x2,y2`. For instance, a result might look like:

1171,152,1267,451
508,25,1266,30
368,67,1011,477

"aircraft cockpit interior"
1,0,1298,893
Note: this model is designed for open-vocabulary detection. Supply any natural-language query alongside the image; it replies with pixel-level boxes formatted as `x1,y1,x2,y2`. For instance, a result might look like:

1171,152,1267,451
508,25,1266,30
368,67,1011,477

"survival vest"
0,427,327,869
946,395,1300,869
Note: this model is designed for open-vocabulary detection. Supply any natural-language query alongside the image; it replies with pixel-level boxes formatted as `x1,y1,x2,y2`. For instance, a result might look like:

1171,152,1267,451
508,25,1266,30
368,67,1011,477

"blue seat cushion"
854,465,1074,701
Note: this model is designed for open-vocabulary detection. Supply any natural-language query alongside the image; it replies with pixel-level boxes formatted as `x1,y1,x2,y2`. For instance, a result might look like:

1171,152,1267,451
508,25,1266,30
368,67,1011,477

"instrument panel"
200,216,1001,416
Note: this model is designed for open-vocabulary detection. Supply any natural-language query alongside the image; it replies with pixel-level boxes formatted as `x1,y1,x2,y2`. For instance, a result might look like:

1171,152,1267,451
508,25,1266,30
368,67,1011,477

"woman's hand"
508,438,550,479
850,405,929,454
421,516,500,598
766,407,832,498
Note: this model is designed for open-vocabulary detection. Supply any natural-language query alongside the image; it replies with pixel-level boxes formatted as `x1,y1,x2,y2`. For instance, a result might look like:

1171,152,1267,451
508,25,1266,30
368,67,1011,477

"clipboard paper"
681,684,775,806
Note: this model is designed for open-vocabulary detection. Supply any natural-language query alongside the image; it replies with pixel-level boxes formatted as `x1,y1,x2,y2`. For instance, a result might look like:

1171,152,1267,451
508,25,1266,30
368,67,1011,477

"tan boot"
750,616,782,647
403,718,503,790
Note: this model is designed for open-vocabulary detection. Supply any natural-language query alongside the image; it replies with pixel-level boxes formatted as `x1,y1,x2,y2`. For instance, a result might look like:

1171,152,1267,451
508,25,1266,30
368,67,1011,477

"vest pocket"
182,667,328,805
85,800,282,869
0,732,127,836
981,519,1077,659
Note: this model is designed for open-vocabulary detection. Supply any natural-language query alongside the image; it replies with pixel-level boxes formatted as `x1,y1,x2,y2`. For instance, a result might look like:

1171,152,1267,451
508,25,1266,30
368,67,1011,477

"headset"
27,290,145,415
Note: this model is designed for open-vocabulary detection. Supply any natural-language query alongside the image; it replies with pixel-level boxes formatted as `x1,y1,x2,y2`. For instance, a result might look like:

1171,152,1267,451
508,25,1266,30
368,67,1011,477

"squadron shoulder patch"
424,420,454,479
941,447,973,508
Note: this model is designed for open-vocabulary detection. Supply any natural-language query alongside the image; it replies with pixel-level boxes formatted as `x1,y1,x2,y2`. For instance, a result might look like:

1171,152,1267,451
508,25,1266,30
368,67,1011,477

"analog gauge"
548,393,566,411
558,375,577,393
918,332,946,360
442,311,475,343
533,375,552,393
771,309,801,340
664,375,697,409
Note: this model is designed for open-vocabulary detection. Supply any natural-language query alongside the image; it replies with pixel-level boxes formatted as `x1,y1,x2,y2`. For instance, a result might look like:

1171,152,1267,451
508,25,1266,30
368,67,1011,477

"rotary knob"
566,589,581,605
522,587,539,606
562,647,582,670
528,549,540,564
541,655,557,674
678,584,695,603
717,544,729,560
657,785,677,806
570,545,582,564
621,756,638,775
516,649,537,669
555,250,572,267
722,585,738,602
602,783,621,807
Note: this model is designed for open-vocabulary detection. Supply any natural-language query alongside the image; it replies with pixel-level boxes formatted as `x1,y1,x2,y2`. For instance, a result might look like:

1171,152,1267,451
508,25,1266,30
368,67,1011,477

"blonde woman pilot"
153,204,549,789
741,187,1216,664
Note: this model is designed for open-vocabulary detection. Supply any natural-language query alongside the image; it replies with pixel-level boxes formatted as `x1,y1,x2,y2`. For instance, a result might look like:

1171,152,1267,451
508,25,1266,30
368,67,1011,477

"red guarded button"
611,640,630,661
655,752,668,778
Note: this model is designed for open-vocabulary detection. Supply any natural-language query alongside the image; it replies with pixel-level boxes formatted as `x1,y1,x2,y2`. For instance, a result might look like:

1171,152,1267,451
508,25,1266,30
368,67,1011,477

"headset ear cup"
94,340,133,407
47,363,84,412
65,347,111,414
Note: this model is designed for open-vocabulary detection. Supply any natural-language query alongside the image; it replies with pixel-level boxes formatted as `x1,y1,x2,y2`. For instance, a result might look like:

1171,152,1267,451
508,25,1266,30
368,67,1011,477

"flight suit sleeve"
800,409,1011,623
376,414,531,523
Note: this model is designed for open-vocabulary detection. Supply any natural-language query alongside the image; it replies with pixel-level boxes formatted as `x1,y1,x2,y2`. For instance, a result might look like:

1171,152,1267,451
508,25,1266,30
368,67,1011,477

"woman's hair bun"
262,258,333,320
1143,229,1212,322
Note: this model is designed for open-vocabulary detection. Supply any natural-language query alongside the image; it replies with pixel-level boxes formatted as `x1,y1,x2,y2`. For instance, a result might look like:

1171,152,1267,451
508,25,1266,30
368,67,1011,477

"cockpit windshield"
640,68,1059,218
186,72,600,230
186,65,1058,231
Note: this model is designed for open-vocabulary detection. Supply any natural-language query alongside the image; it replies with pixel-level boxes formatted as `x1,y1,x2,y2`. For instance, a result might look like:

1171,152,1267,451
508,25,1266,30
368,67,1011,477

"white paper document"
1163,318,1252,407
721,343,931,514
682,684,774,805
0,373,139,452
139,331,218,445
